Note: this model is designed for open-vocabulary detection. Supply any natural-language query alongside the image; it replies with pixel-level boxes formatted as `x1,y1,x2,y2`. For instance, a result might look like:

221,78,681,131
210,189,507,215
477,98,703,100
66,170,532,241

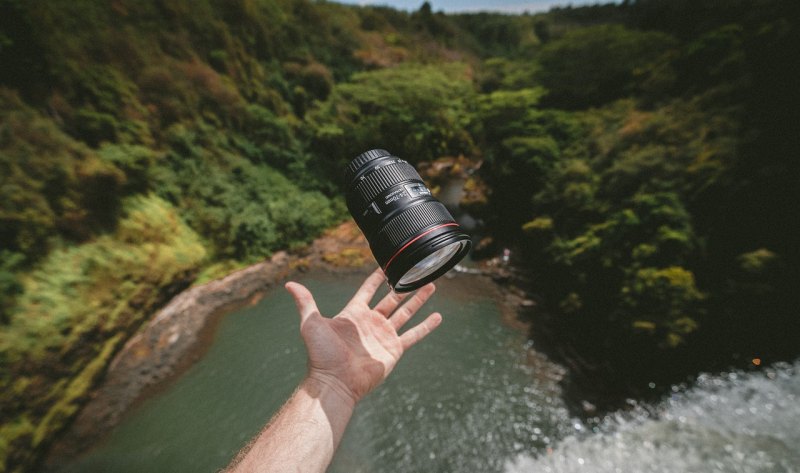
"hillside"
1,0,799,470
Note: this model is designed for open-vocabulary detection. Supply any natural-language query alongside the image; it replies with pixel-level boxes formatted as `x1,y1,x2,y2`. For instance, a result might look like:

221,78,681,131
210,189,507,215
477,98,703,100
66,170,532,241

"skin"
225,268,442,473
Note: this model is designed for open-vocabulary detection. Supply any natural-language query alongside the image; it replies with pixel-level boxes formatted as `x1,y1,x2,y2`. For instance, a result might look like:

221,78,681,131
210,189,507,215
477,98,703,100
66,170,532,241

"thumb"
285,281,320,326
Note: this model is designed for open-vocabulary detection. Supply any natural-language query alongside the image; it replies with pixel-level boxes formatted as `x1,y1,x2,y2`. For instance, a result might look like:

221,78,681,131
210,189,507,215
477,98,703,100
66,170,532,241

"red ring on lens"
382,222,460,274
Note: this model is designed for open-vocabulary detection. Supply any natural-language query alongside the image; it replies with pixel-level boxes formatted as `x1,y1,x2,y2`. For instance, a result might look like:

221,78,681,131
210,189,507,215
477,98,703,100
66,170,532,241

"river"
509,361,800,473
54,270,799,473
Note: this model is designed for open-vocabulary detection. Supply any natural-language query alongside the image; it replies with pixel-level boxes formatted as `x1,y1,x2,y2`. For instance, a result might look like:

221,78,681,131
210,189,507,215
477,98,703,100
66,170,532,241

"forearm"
227,274,440,471
226,376,355,473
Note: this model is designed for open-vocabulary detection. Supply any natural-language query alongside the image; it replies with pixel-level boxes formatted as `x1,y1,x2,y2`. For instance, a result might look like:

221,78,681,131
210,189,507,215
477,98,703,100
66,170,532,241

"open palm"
285,268,441,404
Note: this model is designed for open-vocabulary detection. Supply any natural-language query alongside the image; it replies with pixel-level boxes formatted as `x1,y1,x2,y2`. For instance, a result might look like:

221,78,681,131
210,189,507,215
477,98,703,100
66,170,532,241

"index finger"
349,268,386,306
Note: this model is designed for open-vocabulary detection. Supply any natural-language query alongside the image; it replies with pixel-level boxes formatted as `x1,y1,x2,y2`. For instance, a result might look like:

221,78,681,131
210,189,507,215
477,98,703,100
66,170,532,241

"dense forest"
1,0,798,470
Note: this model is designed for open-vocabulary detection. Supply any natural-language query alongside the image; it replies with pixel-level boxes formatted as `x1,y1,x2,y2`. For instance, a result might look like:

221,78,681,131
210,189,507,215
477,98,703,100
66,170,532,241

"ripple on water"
506,361,800,473
328,294,574,473
57,272,574,473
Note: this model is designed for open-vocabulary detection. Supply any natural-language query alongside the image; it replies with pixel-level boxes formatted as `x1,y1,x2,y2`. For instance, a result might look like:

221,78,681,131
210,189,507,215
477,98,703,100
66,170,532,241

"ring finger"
389,283,436,331
373,289,409,317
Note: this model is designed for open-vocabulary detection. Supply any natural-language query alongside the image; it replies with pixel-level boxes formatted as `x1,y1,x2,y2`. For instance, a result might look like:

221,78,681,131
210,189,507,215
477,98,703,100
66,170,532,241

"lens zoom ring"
345,148,391,183
380,201,454,248
354,162,423,208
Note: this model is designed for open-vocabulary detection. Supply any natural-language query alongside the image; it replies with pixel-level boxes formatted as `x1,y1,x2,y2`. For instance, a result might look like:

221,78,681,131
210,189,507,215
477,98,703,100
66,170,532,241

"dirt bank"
44,221,374,464
44,221,549,465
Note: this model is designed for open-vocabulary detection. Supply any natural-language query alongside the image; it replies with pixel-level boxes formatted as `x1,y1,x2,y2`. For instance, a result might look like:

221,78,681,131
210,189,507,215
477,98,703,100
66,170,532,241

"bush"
0,194,207,470
152,123,343,261
621,266,704,347
0,90,125,254
537,25,677,108
0,251,24,323
309,62,477,178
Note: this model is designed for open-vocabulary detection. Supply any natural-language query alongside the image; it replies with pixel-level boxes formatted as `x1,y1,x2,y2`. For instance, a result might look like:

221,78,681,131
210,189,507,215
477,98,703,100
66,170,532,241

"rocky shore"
44,220,547,465
44,221,375,464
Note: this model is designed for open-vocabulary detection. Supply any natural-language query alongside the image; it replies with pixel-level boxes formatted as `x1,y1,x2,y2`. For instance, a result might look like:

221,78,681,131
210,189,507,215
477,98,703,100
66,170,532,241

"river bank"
44,220,551,467
49,261,800,473
50,262,573,473
43,221,372,465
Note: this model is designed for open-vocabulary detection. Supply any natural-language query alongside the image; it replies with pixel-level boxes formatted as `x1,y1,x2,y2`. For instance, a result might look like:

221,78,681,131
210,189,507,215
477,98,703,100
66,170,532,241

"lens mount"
345,149,471,292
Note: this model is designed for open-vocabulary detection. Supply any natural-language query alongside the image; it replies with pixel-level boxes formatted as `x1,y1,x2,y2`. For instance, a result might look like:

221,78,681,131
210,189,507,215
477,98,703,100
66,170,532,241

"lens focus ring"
379,201,454,249
352,161,423,210
345,148,391,183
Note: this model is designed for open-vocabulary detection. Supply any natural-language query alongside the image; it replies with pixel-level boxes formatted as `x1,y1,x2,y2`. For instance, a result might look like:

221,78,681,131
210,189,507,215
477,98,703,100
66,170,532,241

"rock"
45,221,374,464
270,251,288,265
490,269,512,283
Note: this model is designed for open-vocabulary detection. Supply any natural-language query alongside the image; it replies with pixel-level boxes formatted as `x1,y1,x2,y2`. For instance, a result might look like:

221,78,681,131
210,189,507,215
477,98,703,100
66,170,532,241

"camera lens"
345,149,471,292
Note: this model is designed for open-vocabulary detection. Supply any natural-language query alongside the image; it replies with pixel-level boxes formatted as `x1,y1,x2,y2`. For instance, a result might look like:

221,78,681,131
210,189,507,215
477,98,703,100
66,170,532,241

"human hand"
285,268,441,406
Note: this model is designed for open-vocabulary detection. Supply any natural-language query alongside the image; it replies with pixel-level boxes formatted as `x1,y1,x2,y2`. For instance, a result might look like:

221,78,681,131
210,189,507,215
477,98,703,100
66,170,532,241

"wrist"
303,371,359,409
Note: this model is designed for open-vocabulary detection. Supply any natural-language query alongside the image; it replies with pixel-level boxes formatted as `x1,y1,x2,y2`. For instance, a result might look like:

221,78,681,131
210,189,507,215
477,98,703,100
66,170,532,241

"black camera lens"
345,149,471,292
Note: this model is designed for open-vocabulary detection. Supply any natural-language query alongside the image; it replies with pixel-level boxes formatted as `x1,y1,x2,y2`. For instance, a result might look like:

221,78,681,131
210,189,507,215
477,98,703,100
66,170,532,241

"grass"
0,195,207,472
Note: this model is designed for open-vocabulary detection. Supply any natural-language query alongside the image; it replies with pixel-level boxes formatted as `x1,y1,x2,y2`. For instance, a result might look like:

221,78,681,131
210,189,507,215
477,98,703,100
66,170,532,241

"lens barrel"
345,149,471,292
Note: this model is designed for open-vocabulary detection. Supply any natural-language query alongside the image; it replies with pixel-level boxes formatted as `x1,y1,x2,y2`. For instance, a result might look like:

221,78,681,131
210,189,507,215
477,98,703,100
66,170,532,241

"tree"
536,24,676,108
309,63,476,178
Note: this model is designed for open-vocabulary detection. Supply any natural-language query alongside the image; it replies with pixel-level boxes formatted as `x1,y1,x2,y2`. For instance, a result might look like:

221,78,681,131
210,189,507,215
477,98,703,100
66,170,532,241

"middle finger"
373,289,409,317
390,283,436,331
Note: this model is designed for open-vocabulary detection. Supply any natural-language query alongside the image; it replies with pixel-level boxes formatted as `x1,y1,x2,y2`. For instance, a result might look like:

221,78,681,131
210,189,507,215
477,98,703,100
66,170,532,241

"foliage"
0,195,206,470
151,121,343,261
0,251,23,323
450,12,541,57
621,266,703,347
0,0,798,467
535,24,677,108
309,63,476,180
473,88,583,235
0,89,126,256
475,57,540,93
473,0,799,397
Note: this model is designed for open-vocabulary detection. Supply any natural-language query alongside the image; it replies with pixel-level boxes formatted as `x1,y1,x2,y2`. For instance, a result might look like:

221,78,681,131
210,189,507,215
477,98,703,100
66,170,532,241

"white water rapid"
507,361,800,473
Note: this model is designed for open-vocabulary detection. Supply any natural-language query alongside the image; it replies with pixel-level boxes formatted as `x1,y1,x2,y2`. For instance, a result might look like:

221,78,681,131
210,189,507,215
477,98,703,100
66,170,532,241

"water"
55,271,800,472
507,362,800,473
57,271,570,473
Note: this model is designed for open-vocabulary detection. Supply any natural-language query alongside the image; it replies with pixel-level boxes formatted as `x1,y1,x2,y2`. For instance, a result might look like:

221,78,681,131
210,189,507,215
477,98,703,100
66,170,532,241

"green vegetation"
1,0,798,470
310,63,476,172
0,195,206,468
468,1,800,399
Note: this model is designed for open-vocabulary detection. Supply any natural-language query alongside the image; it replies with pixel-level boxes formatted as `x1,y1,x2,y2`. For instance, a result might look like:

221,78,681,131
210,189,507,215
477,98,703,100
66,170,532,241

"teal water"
57,271,571,473
56,270,800,472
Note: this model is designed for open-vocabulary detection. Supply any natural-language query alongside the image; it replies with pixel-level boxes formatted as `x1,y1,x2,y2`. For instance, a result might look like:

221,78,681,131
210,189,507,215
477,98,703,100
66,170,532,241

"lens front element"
345,149,471,292
398,241,466,286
